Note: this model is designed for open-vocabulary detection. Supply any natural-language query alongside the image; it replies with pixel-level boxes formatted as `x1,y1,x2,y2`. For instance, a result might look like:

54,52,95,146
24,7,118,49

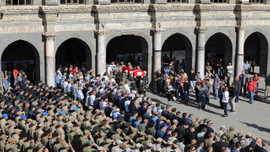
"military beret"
84,130,90,134
136,143,142,148
117,117,124,122
2,113,8,118
42,112,48,116
8,138,14,142
124,122,131,127
173,119,178,124
123,136,130,141
57,138,64,143
147,135,153,139
88,106,94,110
157,137,163,143
60,111,66,115
100,120,107,126
167,141,173,145
0,135,7,138
14,129,22,133
21,115,27,120
116,140,123,144
95,109,100,113
73,107,79,111
106,139,113,143
132,128,138,132
229,126,235,131
139,132,146,136
37,109,44,113
37,144,43,149
100,132,106,137
116,128,122,133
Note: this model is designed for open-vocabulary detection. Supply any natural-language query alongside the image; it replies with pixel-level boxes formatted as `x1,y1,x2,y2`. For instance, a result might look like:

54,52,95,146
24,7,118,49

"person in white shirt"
226,62,234,76
244,60,250,73
99,97,108,110
89,91,96,106
123,80,131,94
77,87,84,103
222,87,229,117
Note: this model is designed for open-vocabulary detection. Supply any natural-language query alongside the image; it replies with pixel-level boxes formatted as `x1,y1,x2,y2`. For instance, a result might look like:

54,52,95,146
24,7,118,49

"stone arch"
1,40,40,82
55,38,92,70
161,33,193,72
106,35,149,71
205,32,233,74
244,32,269,76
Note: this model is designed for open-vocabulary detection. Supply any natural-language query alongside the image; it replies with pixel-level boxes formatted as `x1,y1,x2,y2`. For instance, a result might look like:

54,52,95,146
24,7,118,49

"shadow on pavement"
240,121,270,133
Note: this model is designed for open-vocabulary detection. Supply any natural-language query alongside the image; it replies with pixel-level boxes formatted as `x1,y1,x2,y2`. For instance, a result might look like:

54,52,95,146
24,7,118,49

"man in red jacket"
247,78,256,104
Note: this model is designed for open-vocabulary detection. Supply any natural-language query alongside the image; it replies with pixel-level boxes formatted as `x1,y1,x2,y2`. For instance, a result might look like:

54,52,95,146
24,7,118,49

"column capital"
236,26,247,31
43,32,57,41
95,30,108,36
196,26,208,33
152,28,165,34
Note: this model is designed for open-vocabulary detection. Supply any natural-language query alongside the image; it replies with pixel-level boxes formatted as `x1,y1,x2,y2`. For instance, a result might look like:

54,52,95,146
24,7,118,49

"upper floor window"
249,0,265,3
6,0,32,5
167,0,188,3
111,0,143,3
60,0,85,4
211,0,228,3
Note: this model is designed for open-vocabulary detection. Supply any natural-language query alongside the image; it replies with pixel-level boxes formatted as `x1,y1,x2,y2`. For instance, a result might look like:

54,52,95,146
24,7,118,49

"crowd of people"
0,59,269,152
153,59,270,117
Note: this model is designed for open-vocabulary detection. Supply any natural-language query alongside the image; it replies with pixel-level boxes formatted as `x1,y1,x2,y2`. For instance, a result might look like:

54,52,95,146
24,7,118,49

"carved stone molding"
241,5,270,11
0,6,39,14
153,4,194,11
42,5,92,13
94,4,149,13
199,4,236,11
95,30,108,36
43,32,57,41
196,26,208,33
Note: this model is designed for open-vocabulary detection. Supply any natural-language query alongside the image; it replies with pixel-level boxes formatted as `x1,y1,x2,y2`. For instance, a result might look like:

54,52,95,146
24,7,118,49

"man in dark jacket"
212,135,230,152
239,70,248,97
234,77,241,102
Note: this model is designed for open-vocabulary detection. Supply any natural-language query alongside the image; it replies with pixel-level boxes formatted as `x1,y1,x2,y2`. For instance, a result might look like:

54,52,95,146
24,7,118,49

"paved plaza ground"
146,76,270,147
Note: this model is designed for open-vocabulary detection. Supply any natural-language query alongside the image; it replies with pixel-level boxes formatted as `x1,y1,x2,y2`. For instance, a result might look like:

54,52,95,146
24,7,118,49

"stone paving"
146,75,270,147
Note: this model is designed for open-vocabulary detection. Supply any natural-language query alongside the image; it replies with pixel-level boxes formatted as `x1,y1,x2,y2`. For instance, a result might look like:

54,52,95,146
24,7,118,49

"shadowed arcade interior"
56,38,92,68
106,35,148,70
1,40,40,82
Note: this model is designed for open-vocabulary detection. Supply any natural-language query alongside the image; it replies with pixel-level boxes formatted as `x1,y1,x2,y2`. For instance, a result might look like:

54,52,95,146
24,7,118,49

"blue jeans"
175,90,179,99
217,68,221,76
184,91,189,102
206,72,211,77
235,92,239,102
213,86,218,99
200,96,206,109
249,91,254,103
223,103,228,115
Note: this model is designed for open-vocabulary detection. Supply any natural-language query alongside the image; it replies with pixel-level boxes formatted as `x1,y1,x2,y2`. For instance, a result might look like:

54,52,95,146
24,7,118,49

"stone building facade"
0,0,270,86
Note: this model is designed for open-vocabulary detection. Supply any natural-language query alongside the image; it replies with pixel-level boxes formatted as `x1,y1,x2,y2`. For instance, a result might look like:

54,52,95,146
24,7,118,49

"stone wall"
0,2,270,84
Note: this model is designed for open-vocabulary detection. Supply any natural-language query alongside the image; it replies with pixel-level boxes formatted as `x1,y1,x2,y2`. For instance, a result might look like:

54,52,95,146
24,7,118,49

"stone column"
96,31,107,76
236,26,245,77
196,26,207,78
153,30,163,73
44,33,57,87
